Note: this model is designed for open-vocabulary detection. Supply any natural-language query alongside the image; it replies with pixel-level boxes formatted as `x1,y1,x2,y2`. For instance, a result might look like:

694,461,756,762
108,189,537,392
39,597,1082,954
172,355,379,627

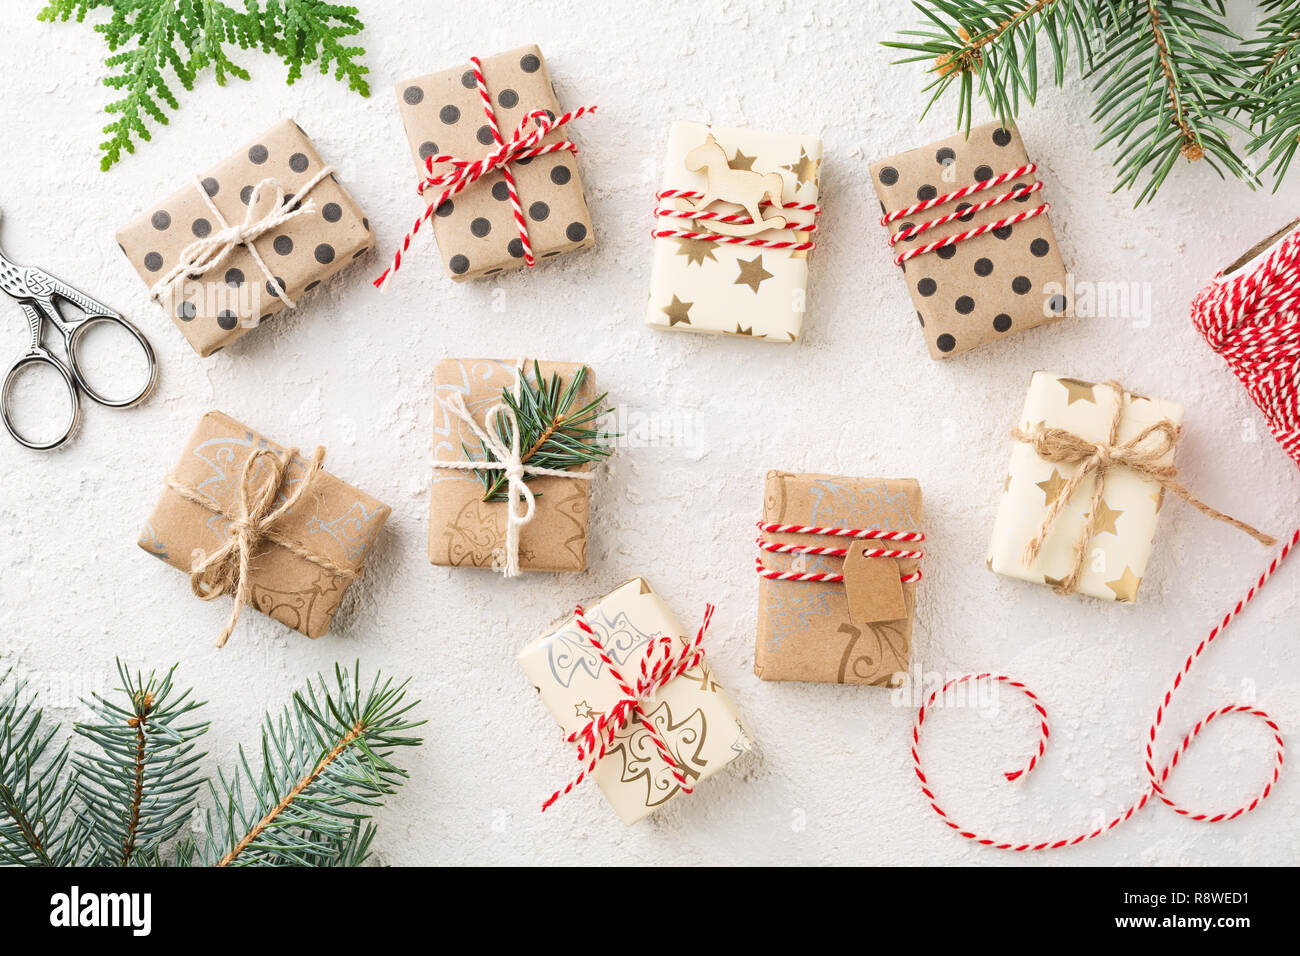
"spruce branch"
181,662,423,867
257,0,370,96
74,661,209,867
1240,0,1300,183
471,362,615,503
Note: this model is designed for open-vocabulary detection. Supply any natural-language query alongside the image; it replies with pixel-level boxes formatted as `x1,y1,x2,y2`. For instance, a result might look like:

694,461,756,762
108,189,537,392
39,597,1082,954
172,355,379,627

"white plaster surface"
0,1,1297,866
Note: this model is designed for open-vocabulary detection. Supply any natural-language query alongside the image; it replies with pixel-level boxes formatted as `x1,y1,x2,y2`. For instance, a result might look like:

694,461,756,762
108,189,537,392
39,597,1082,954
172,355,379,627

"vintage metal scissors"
1,215,156,449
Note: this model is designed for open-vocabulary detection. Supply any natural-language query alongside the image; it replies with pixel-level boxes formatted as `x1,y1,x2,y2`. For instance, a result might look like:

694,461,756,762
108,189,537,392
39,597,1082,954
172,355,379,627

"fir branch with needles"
885,1,1298,202
468,362,615,504
0,659,421,867
36,0,369,171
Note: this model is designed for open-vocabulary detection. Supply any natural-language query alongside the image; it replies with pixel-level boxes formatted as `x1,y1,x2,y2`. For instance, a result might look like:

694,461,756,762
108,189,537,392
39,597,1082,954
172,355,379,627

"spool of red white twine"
913,222,1300,849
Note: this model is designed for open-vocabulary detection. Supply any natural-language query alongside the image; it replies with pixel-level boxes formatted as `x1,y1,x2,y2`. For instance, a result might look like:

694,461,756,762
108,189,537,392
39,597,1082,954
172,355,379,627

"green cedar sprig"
36,0,370,171
467,361,616,503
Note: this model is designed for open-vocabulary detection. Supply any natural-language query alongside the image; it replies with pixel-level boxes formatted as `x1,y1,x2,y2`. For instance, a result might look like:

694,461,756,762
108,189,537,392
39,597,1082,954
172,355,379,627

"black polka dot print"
1012,275,1032,294
470,217,491,237
917,312,925,327
305,280,321,292
289,152,309,173
314,244,335,265
974,257,993,276
192,219,211,238
992,225,1013,240
403,85,424,105
498,89,519,109
440,105,461,124
484,268,502,276
224,268,244,288
917,184,937,201
1030,238,1050,257
529,201,550,222
566,222,587,243
240,185,255,205
217,311,238,331
491,181,510,201
151,210,171,230
322,202,342,223
266,277,286,296
974,165,993,182
955,296,975,315
273,235,293,255
461,69,477,89
936,147,956,166
248,144,268,164
201,177,220,196
936,333,956,353
257,313,273,324
956,203,975,222
878,166,899,186
898,222,916,241
550,165,571,185
177,301,196,321
419,141,439,160
507,238,525,259
993,313,1012,332
1048,294,1068,314
449,254,470,275
936,245,956,260
515,155,533,167
520,53,540,72
917,278,937,297
476,125,495,146
436,200,454,218
992,127,1012,147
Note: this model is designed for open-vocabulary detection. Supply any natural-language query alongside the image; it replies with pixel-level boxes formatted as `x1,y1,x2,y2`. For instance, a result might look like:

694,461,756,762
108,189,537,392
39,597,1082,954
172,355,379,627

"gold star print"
1092,499,1124,536
781,147,819,187
1105,566,1142,602
1058,377,1098,406
1003,475,1012,491
1151,487,1165,513
734,255,773,293
662,294,693,326
1043,573,1069,590
574,700,597,720
730,324,754,336
674,238,718,267
1036,468,1067,505
730,148,757,171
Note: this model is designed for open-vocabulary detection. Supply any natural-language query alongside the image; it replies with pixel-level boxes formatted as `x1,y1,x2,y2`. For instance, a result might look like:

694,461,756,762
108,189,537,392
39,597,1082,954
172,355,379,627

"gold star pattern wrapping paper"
646,121,821,342
518,578,753,824
987,372,1184,603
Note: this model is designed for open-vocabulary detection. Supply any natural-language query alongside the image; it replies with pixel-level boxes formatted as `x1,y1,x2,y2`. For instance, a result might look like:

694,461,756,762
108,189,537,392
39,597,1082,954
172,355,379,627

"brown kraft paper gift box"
429,358,594,572
870,121,1067,360
394,44,595,281
138,411,391,639
118,119,374,357
755,471,923,687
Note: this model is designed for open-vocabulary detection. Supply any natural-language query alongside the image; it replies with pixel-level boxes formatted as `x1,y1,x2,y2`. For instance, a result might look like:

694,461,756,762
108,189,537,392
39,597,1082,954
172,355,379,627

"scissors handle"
65,311,157,408
1,348,81,450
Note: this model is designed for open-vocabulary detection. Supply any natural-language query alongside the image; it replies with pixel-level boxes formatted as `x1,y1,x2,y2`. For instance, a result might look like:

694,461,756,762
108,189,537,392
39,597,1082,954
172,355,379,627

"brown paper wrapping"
755,471,923,686
429,359,594,572
870,121,1067,360
139,411,390,639
117,119,374,357
395,44,595,281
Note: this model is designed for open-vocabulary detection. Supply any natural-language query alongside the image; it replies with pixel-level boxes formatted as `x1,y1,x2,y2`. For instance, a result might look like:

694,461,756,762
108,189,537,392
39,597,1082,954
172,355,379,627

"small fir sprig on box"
884,0,1300,203
468,362,614,503
0,659,422,867
37,0,371,171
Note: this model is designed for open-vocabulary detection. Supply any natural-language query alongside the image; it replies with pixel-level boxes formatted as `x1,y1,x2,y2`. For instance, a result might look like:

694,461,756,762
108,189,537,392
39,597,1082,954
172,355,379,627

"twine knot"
1012,380,1273,595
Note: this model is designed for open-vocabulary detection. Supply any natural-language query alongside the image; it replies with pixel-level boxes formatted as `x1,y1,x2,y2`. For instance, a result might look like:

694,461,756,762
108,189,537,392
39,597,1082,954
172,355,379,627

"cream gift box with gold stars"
646,121,821,342
987,372,1184,603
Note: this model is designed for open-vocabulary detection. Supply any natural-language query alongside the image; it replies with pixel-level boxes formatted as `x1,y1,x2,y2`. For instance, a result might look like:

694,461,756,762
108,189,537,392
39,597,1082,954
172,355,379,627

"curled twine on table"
149,165,337,308
375,54,596,290
1012,380,1274,596
542,603,714,812
1191,220,1300,470
166,445,356,648
435,361,594,578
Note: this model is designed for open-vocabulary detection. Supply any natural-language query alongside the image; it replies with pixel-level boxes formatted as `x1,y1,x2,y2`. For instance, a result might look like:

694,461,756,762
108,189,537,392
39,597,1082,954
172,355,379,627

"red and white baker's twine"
542,603,715,812
1191,220,1300,469
754,521,924,584
375,55,596,290
880,162,1050,266
912,527,1298,851
653,190,822,251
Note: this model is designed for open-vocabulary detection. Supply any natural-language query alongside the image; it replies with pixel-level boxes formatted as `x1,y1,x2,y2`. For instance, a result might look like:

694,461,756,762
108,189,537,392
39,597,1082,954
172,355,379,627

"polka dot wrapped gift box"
871,122,1067,360
117,119,375,358
390,45,595,283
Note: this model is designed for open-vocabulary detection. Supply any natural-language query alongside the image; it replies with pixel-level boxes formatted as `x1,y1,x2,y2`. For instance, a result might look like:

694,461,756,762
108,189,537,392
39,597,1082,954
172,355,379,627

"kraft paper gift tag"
429,358,595,572
394,44,595,281
871,121,1067,359
139,411,390,639
646,121,822,342
987,372,1184,603
518,577,753,824
118,119,374,357
755,471,923,686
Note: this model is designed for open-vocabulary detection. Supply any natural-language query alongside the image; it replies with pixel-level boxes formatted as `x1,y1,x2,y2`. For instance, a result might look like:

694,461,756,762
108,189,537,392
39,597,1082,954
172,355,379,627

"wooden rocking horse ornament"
681,134,788,237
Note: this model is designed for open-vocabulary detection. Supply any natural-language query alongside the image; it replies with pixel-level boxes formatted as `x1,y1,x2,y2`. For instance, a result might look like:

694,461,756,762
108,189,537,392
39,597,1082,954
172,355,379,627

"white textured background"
1,0,1297,866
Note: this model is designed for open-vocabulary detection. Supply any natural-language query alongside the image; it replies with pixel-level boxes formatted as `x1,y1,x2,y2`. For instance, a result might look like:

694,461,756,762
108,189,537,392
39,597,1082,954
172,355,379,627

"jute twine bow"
166,444,356,647
435,360,594,578
1012,380,1275,595
149,165,336,308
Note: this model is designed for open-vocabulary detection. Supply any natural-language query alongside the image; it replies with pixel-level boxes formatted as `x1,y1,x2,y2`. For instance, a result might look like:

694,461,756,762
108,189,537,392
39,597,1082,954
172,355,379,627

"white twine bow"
149,165,336,308
435,360,594,577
